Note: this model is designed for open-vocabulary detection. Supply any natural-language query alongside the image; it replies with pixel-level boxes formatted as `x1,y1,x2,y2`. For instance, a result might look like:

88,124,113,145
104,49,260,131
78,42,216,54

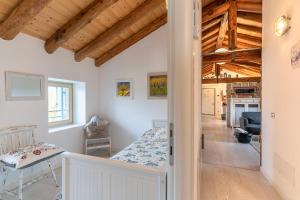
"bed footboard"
62,152,167,200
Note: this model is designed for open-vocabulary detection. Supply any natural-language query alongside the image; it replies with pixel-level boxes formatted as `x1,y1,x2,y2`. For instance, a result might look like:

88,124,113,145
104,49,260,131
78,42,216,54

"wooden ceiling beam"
202,32,219,44
203,46,217,54
224,33,261,47
202,17,222,32
75,0,166,62
95,13,167,66
0,0,52,40
237,1,262,14
202,1,230,23
45,0,118,54
203,48,262,65
203,35,219,47
202,24,220,41
216,12,228,49
202,42,217,52
202,77,261,84
237,24,262,37
221,63,261,75
237,12,262,28
231,61,261,68
228,0,237,50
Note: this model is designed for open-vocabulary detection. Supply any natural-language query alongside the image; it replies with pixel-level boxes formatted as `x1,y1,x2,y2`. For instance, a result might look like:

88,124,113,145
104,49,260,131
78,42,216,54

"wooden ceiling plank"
202,24,220,41
203,48,262,65
216,12,228,49
237,24,262,37
202,17,222,32
0,0,52,40
202,42,217,51
44,0,119,54
202,1,230,23
237,1,262,14
221,64,258,76
228,0,237,50
237,12,262,28
202,77,261,84
75,0,166,62
231,61,261,68
95,13,167,66
203,35,219,47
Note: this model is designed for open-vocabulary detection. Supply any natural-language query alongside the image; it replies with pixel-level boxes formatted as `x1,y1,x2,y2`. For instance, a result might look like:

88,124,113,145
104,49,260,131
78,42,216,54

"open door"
167,0,202,199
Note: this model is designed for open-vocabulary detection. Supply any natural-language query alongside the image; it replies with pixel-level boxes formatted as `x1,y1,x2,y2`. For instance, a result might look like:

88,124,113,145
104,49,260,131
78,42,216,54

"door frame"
167,0,202,199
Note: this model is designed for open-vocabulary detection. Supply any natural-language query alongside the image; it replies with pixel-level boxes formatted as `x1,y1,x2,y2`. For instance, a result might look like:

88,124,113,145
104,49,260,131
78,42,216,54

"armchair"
240,112,261,135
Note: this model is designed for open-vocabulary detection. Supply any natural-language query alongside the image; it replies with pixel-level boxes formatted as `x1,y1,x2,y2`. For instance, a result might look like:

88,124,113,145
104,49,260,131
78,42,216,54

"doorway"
202,88,215,115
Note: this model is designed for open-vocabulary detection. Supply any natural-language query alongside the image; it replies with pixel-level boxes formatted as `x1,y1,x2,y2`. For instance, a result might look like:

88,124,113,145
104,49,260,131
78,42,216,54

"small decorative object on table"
84,116,111,157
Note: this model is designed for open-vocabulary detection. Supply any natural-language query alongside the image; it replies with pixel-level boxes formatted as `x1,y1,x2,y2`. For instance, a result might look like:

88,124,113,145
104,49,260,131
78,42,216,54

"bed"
111,128,168,168
62,120,168,200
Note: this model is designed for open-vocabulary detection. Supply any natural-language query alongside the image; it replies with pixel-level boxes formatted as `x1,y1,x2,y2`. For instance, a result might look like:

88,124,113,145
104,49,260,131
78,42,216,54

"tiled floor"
2,169,62,200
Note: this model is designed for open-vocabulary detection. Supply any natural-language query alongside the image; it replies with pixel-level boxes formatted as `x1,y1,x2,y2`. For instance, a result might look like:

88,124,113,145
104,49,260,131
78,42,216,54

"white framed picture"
115,79,133,99
291,42,300,68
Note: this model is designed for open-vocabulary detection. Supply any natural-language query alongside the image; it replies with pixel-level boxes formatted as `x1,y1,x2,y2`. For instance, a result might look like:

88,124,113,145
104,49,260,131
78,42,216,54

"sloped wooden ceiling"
0,0,167,67
201,0,262,82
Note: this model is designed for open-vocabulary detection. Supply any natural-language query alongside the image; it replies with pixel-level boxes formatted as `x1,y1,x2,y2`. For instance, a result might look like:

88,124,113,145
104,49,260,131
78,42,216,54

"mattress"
111,128,168,168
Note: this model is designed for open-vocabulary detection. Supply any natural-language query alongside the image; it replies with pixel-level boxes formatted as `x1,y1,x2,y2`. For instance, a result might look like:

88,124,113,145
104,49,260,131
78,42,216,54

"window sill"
49,124,84,134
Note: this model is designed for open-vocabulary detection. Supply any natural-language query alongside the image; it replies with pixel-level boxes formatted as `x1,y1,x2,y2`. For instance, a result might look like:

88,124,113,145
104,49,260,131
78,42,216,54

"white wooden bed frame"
62,120,168,200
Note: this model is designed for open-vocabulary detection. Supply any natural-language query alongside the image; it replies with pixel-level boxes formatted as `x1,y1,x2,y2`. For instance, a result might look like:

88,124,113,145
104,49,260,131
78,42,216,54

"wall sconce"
275,15,291,36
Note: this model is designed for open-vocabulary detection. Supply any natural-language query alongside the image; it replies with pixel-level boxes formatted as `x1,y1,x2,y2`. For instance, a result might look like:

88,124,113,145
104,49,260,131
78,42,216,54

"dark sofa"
239,112,261,135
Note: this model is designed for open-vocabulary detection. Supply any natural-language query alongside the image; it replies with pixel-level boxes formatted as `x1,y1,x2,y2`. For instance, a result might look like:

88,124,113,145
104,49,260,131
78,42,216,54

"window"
48,81,73,126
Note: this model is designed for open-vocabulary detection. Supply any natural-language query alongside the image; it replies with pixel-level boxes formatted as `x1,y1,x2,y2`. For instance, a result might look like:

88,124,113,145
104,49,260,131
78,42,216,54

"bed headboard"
153,120,168,129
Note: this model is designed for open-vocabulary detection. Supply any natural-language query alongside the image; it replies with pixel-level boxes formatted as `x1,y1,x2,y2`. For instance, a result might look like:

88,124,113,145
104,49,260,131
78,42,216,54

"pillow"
0,143,64,169
154,128,168,140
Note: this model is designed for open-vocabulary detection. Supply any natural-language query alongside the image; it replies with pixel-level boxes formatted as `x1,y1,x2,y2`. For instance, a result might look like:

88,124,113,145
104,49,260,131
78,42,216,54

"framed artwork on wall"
147,72,167,99
291,42,300,68
116,79,133,99
5,71,45,101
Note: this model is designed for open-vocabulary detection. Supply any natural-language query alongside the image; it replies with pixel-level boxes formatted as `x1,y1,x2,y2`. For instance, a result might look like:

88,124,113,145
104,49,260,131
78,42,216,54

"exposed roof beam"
231,61,261,68
45,0,118,54
95,13,167,66
237,12,262,28
75,0,166,62
203,46,217,54
202,77,261,84
203,35,219,47
202,1,230,23
202,42,217,52
237,24,262,37
228,0,237,50
0,0,52,40
216,12,228,49
221,63,261,76
202,17,222,32
224,33,262,47
202,24,220,41
237,1,262,14
202,32,219,44
203,48,262,65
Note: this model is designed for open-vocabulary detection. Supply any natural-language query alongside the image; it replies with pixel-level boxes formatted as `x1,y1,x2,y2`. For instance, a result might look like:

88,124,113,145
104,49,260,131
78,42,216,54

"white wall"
99,26,168,150
262,0,300,199
0,34,99,154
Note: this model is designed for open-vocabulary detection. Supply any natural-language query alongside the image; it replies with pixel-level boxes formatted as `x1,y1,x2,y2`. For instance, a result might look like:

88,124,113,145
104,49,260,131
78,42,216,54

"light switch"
271,112,276,118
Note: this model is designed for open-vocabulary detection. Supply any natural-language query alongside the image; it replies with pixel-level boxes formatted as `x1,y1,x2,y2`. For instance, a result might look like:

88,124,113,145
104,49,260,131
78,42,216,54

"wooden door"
202,88,215,115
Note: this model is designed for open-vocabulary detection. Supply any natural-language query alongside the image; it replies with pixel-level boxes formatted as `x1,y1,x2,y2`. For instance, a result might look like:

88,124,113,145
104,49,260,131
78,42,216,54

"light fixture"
215,48,228,53
275,15,291,36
